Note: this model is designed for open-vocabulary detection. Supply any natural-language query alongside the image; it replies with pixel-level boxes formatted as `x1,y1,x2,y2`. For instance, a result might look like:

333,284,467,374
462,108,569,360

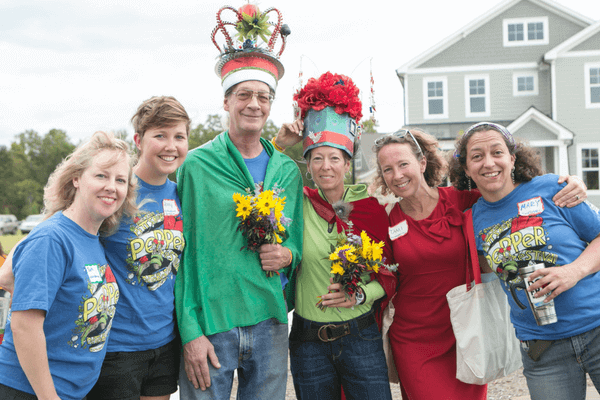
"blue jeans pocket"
357,322,381,341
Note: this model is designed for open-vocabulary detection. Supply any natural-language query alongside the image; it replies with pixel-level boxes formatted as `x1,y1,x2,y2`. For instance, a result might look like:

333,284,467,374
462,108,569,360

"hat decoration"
212,3,291,93
294,72,363,158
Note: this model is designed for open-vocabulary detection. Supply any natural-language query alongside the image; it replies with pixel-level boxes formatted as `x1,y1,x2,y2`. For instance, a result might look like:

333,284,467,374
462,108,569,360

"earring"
306,170,313,181
466,175,472,191
511,167,515,185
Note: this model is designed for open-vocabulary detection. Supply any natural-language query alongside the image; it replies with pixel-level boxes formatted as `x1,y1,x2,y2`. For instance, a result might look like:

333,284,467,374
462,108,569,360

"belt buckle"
318,324,337,342
318,323,350,342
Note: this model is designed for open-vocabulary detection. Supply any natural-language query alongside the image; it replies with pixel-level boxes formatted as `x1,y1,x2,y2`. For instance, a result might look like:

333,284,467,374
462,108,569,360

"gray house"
395,0,600,205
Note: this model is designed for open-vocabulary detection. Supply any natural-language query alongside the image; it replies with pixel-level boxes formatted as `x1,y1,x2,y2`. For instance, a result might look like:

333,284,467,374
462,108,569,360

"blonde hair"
43,131,138,235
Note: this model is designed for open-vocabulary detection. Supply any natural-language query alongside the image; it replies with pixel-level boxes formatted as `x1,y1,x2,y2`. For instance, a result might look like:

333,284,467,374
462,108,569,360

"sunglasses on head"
375,129,423,154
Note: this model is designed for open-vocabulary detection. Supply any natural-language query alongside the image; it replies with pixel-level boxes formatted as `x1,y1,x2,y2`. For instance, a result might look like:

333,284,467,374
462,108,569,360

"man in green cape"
175,3,302,399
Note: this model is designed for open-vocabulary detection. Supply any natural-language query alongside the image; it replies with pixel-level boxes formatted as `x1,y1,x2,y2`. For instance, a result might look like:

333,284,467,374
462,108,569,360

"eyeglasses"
374,129,423,154
231,89,274,104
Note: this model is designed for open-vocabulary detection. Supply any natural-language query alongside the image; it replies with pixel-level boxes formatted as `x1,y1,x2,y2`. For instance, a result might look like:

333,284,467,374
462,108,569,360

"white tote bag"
446,210,522,385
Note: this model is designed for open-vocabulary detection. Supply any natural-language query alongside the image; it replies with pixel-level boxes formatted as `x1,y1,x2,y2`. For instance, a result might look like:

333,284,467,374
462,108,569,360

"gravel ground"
218,362,596,399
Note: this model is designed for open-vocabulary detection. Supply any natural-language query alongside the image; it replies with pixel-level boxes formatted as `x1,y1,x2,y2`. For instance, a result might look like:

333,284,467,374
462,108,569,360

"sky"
1,0,600,148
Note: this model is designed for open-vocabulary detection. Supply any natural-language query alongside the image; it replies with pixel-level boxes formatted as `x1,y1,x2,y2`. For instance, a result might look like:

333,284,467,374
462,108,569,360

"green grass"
0,233,27,253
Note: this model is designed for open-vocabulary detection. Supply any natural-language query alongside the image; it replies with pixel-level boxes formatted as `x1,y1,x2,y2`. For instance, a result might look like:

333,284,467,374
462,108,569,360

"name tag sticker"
518,197,544,216
163,199,180,216
85,264,102,284
389,220,408,240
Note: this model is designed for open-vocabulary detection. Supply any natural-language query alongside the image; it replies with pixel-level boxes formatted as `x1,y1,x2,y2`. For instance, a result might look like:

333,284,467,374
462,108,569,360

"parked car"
0,215,19,235
19,214,43,234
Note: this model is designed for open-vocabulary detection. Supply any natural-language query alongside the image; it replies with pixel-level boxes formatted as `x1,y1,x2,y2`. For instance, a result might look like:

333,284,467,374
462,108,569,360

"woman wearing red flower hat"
0,131,136,400
274,72,396,400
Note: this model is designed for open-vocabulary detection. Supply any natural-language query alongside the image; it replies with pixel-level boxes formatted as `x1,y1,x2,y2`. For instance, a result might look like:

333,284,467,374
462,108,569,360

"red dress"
388,187,486,400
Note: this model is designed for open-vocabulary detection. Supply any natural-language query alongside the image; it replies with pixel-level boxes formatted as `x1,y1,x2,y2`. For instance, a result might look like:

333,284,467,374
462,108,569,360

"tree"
1,129,76,219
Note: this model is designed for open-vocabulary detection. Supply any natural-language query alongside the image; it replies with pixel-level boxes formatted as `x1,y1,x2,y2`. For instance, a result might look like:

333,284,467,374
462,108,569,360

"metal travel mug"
517,263,557,326
0,290,11,344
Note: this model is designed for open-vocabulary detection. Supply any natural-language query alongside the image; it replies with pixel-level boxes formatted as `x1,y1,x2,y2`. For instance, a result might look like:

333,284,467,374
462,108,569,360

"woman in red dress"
372,128,585,400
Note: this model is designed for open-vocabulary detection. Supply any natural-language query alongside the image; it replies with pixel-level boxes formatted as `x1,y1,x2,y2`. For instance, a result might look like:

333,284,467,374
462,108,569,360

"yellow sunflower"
232,192,244,204
274,197,286,220
371,241,384,262
331,262,344,275
235,196,253,219
256,190,275,216
360,231,372,259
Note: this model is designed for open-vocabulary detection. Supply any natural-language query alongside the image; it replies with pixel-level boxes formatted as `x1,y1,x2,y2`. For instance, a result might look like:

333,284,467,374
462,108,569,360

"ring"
576,195,580,200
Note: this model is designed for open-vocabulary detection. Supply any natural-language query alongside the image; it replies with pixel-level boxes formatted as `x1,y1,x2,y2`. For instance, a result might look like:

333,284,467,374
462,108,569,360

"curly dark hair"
448,123,543,190
372,128,448,196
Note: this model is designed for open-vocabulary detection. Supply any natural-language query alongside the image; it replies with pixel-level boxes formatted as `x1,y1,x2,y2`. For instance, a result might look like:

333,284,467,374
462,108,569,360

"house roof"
396,0,594,75
545,20,600,60
507,106,574,140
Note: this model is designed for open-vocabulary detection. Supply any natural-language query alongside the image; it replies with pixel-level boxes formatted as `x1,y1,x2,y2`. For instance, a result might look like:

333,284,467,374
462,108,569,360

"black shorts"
87,338,180,400
0,383,37,400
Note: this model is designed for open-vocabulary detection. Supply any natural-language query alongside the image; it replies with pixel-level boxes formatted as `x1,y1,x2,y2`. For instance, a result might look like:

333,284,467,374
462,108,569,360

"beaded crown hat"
211,3,290,94
294,72,363,158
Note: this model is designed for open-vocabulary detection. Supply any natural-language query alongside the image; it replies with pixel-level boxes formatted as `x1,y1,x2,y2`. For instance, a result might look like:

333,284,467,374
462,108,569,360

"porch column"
558,142,570,176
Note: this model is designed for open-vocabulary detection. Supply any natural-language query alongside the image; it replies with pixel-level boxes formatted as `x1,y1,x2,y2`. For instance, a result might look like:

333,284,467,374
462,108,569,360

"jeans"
289,312,392,400
521,323,600,400
178,318,288,400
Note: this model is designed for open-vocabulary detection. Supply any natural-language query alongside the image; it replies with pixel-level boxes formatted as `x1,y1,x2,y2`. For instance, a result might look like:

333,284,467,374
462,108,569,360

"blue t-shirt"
244,148,270,184
243,149,289,289
101,178,184,351
472,174,600,340
0,212,119,400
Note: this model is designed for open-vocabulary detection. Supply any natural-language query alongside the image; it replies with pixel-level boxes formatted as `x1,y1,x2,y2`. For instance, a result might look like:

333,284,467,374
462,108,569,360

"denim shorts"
86,338,180,400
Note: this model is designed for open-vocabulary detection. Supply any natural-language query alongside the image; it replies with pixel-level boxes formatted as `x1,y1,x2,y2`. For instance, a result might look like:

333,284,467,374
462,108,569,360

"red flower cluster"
294,72,363,121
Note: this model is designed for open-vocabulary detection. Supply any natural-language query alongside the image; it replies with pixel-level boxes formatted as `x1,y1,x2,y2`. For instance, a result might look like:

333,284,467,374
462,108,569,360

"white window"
513,71,539,96
423,77,448,119
465,75,490,117
585,63,600,109
581,147,599,190
503,17,549,47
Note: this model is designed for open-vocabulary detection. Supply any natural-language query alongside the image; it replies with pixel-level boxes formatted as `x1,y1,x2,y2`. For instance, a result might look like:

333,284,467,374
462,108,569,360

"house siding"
418,0,584,69
519,120,558,140
407,68,551,125
572,32,600,52
555,54,600,203
554,56,600,134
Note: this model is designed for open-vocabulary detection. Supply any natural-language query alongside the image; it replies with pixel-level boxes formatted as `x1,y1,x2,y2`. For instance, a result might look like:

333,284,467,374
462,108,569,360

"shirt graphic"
479,205,558,284
125,199,184,291
69,264,119,353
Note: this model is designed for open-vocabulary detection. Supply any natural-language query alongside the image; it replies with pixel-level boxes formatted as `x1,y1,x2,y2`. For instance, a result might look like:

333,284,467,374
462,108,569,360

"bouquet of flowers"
317,224,397,310
233,183,291,277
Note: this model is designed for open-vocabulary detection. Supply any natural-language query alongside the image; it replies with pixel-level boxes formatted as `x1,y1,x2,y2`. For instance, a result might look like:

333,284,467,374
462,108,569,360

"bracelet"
285,247,293,267
271,137,285,152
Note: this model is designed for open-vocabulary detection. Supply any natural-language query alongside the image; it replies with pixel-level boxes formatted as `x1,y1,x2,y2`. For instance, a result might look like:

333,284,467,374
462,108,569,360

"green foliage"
361,118,379,134
0,129,74,219
0,112,342,217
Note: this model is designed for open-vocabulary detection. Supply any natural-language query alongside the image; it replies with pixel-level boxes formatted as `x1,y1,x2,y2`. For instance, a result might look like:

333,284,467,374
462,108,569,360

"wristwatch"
355,287,365,305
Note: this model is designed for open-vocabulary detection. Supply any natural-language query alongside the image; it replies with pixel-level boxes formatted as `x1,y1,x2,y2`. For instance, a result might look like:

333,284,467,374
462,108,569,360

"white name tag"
85,264,102,284
518,196,544,216
163,199,180,216
389,220,408,240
